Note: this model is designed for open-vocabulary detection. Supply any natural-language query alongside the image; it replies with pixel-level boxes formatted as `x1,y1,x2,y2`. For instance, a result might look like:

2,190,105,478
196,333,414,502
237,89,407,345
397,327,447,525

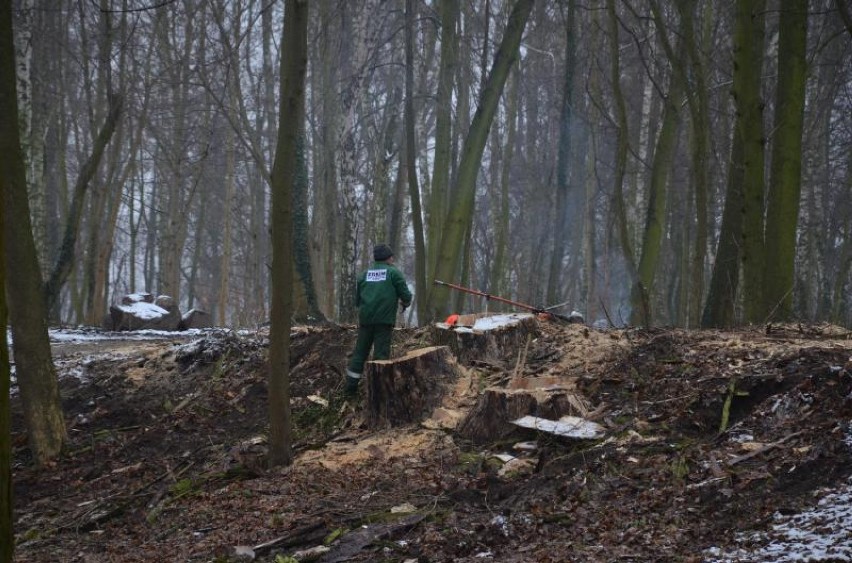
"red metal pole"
434,279,542,314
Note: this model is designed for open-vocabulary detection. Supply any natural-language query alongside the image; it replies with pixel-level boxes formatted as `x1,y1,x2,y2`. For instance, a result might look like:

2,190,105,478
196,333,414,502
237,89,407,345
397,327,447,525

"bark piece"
429,313,539,365
511,415,605,440
457,386,591,445
365,346,461,429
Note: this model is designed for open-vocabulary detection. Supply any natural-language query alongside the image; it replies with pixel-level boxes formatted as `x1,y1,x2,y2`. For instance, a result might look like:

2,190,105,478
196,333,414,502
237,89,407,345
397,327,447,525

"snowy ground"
705,480,852,561
7,327,212,391
48,326,209,343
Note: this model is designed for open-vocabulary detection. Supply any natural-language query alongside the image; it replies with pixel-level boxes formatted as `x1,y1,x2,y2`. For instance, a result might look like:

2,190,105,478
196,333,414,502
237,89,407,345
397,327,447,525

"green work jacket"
355,262,413,325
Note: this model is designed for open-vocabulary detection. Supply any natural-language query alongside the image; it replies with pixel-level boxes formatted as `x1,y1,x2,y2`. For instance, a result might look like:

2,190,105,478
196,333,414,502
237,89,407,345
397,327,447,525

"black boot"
343,370,361,397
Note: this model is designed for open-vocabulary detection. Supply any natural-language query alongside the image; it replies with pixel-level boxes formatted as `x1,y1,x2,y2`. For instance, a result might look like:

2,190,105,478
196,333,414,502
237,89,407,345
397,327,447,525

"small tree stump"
429,313,539,365
366,346,461,428
456,386,589,445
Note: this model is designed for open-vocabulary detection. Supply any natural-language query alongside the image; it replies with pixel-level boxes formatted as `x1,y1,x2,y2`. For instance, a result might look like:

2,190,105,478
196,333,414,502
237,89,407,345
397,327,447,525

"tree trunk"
629,81,682,327
0,6,12,552
293,132,324,323
337,0,384,323
490,63,519,300
629,9,685,327
836,0,852,37
735,0,767,323
546,0,577,306
681,0,713,328
606,0,637,291
427,0,535,321
313,0,339,319
405,0,426,324
388,143,407,252
1,1,66,464
44,98,122,316
268,0,307,468
702,128,745,328
0,250,9,560
427,0,459,292
763,0,808,321
218,109,236,326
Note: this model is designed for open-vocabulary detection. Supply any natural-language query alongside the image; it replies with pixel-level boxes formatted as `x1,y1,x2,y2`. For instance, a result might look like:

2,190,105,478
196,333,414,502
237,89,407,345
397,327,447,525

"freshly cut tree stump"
366,346,462,428
457,386,590,445
429,313,539,366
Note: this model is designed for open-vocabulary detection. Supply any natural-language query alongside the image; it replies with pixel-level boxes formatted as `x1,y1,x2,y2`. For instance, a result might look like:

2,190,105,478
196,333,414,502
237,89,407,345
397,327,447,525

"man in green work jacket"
344,244,413,397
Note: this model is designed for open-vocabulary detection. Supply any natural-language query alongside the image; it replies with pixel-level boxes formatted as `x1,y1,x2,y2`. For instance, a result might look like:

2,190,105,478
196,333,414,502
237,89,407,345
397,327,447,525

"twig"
252,520,329,555
513,334,532,379
726,430,806,466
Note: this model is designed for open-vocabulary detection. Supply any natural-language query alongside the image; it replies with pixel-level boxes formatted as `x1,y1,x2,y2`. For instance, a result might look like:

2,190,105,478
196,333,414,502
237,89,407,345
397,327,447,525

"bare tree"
427,0,535,320
763,0,808,321
268,0,308,467
0,5,12,555
1,0,65,465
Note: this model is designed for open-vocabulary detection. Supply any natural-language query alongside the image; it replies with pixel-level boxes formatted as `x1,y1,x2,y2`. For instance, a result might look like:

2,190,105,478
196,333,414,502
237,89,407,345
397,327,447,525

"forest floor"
9,319,852,562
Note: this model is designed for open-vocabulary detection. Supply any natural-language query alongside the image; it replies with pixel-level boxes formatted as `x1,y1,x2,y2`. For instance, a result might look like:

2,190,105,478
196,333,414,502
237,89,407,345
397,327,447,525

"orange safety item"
445,314,460,326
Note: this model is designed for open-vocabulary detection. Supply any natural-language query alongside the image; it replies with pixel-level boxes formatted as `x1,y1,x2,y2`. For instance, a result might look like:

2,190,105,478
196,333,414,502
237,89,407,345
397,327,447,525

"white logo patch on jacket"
366,269,388,282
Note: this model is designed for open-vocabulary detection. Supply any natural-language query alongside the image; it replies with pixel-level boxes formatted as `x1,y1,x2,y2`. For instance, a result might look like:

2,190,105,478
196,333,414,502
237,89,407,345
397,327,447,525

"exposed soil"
10,321,852,562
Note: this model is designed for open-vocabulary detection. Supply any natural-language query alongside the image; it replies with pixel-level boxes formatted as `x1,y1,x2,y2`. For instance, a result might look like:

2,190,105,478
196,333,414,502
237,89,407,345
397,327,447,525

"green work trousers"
348,324,393,375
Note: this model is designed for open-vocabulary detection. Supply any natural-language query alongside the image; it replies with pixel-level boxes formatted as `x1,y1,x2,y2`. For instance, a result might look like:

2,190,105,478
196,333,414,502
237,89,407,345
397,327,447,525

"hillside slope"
11,322,852,562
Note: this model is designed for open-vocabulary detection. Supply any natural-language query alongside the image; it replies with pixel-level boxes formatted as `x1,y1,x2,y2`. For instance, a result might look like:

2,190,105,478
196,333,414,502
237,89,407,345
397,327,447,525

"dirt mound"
11,322,852,562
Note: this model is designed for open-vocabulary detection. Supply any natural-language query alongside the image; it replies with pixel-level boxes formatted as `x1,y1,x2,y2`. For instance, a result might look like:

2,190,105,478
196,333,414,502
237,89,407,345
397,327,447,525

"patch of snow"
472,313,532,331
49,327,207,343
117,301,169,320
490,514,509,536
705,479,852,562
730,432,755,443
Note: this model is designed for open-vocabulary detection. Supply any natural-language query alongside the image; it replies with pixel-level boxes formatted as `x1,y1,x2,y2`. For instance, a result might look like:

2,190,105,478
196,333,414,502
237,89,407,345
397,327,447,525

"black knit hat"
373,244,394,261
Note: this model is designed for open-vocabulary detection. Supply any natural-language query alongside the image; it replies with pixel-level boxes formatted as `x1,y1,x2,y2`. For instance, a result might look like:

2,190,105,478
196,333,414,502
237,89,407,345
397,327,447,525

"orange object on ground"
445,314,460,326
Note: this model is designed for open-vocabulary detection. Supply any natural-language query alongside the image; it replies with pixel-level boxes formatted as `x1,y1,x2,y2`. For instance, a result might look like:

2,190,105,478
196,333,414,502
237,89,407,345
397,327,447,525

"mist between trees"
7,0,852,329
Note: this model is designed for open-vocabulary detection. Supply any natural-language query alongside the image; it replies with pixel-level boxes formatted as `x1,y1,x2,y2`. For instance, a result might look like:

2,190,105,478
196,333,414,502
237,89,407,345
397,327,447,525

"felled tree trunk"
457,386,589,445
366,346,461,428
429,313,539,365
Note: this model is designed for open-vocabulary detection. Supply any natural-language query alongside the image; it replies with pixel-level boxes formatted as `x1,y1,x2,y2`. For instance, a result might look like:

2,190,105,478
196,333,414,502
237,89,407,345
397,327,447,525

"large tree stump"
429,313,539,366
456,383,593,445
366,346,462,428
